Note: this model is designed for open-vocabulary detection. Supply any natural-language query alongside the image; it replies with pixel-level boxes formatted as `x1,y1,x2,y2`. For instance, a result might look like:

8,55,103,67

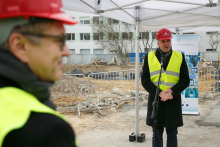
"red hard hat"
0,0,77,25
156,28,172,40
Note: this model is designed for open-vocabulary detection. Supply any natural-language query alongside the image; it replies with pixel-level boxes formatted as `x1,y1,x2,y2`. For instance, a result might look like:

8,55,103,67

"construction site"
2,0,220,146
49,60,220,147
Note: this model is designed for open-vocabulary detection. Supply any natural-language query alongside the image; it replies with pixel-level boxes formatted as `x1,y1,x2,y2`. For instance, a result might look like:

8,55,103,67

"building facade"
64,10,158,55
64,10,220,62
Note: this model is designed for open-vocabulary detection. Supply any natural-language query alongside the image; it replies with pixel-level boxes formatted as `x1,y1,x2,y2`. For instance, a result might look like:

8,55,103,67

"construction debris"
199,61,211,67
198,56,206,62
109,56,119,65
50,76,94,95
90,58,107,66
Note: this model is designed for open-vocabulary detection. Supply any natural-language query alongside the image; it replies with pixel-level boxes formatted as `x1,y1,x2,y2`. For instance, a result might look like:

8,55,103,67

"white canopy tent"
63,0,220,31
62,0,220,140
170,27,220,33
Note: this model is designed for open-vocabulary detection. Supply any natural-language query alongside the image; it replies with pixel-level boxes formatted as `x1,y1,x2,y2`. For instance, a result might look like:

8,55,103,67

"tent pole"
135,6,140,141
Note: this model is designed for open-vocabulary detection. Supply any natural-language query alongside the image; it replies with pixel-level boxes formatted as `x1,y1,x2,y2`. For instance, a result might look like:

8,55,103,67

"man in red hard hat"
141,28,190,147
0,0,78,147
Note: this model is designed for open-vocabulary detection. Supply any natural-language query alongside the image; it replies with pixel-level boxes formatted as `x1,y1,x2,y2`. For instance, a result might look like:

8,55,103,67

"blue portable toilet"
127,53,135,62
139,53,148,62
128,53,148,63
198,52,200,61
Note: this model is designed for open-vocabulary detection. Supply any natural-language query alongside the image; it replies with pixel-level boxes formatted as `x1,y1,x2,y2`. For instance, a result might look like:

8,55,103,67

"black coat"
141,49,190,128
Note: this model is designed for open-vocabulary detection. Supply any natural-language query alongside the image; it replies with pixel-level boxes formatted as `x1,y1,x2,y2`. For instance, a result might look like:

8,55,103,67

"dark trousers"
152,127,178,147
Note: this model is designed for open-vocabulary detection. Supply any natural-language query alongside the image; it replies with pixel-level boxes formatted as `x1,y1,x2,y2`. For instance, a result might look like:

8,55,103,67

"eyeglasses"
20,32,66,50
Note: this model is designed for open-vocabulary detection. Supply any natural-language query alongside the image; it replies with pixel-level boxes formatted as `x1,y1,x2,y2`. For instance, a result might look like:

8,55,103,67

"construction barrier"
198,66,219,98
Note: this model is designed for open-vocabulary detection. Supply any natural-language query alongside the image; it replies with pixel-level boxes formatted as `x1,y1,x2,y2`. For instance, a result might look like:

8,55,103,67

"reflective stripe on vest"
148,50,182,90
0,87,77,147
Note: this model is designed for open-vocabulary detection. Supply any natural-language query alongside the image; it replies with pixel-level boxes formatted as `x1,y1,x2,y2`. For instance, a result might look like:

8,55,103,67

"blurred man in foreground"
0,0,78,146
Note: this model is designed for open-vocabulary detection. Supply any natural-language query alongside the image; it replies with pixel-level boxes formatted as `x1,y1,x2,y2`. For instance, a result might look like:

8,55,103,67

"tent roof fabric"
63,0,220,32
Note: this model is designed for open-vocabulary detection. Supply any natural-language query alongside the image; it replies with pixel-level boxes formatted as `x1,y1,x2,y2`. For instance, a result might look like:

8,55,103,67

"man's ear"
8,33,29,63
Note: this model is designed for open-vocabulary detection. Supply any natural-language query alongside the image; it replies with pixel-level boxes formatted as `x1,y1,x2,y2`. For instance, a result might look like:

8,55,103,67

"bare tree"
140,31,157,52
91,17,136,64
208,31,220,52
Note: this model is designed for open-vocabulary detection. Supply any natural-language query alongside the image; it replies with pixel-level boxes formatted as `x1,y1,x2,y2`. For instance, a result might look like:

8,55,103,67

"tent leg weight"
129,132,136,142
129,132,145,142
137,133,145,142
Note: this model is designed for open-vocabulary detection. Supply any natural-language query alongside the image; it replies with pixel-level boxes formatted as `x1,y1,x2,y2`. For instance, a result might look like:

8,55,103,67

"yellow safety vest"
148,50,182,90
0,87,77,147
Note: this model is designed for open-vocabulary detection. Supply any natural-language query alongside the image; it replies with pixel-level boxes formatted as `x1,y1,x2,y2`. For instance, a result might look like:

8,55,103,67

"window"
93,33,103,40
80,33,90,40
80,49,90,54
152,32,157,39
122,32,133,40
140,32,156,39
108,18,119,24
93,33,99,40
93,17,99,24
113,19,119,24
66,33,75,40
80,17,90,25
93,16,103,24
99,16,103,24
69,49,75,54
206,49,217,52
72,33,75,40
183,32,195,34
122,22,132,25
108,18,112,24
109,33,119,40
206,32,217,35
93,49,104,54
140,32,149,40
66,33,71,40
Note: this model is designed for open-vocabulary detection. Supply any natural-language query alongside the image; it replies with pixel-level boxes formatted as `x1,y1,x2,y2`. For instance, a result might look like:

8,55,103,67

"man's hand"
159,88,173,102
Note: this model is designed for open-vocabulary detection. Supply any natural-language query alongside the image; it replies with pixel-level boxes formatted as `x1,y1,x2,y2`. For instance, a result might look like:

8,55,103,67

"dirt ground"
57,63,220,147
54,64,213,109
62,94,220,147
51,64,145,108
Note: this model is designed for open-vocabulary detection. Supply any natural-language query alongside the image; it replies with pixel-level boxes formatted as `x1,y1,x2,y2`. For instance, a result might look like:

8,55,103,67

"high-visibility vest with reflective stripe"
148,50,182,90
0,87,77,147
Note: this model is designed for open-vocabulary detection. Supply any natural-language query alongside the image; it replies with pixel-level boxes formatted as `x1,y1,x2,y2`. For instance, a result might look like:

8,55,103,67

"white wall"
197,32,220,52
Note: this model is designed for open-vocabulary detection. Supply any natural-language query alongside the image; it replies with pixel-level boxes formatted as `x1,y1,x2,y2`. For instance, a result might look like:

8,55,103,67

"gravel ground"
63,93,220,147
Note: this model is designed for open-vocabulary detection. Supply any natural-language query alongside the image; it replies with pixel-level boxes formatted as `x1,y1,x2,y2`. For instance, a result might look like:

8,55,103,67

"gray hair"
1,18,55,49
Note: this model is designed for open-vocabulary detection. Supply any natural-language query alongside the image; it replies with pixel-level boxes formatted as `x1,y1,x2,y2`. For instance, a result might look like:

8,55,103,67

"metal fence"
50,69,147,117
198,66,220,98
50,67,220,116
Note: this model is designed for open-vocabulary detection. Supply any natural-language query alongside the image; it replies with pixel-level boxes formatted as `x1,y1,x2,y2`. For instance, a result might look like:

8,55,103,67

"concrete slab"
117,103,147,120
200,101,220,126
77,129,153,147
